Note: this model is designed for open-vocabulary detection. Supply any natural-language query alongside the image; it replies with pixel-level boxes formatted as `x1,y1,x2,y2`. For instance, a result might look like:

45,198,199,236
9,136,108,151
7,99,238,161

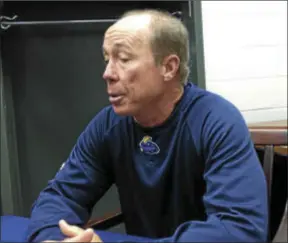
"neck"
134,85,184,128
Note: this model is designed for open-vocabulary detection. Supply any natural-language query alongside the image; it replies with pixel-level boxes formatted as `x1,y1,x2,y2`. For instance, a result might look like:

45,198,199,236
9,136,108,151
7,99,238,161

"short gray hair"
120,9,190,85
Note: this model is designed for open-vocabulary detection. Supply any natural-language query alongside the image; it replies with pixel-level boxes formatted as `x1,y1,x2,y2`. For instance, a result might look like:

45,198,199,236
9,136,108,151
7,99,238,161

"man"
25,9,268,242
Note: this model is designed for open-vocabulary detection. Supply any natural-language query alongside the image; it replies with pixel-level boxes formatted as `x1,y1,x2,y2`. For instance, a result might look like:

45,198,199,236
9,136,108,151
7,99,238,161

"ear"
161,54,180,82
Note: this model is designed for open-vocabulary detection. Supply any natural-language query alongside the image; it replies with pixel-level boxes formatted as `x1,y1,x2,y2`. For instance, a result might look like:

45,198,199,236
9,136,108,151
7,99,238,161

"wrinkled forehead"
103,15,152,51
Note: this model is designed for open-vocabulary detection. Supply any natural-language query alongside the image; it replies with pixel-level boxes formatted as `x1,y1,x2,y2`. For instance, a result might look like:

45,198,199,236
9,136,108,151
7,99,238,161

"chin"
111,105,135,117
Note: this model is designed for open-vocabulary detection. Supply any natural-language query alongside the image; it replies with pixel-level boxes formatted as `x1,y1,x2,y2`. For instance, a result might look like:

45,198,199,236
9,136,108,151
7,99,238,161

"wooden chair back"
249,128,287,242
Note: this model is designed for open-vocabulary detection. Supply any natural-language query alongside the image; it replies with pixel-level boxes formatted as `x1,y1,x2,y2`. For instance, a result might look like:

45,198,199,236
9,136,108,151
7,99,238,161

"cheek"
121,62,159,101
127,73,142,100
120,66,141,94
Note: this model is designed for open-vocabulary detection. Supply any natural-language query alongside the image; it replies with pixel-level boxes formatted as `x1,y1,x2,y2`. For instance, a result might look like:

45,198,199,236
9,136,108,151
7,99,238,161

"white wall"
201,1,287,124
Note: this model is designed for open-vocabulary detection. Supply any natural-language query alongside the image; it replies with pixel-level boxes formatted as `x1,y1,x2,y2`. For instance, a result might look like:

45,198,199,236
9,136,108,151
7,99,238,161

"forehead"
103,15,151,51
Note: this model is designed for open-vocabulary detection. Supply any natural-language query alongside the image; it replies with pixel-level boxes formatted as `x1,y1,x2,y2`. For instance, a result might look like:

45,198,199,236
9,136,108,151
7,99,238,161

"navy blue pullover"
25,83,268,242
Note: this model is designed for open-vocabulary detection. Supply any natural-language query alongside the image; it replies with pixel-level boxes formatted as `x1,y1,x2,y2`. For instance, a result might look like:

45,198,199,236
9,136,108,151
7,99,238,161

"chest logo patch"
139,136,160,155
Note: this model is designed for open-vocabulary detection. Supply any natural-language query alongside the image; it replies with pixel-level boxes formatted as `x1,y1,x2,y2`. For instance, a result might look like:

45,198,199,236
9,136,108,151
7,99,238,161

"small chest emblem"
139,136,160,155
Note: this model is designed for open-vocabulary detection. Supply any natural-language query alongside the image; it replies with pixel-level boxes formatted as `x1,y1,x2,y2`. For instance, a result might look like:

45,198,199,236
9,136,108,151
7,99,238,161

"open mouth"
109,95,124,104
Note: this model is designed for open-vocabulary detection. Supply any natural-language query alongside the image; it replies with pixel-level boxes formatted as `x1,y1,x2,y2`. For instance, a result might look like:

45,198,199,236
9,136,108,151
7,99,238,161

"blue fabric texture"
24,83,268,242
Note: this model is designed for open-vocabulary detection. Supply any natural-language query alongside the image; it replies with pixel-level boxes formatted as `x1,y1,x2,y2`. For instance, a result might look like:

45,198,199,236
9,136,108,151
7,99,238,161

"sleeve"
25,109,114,242
155,101,269,242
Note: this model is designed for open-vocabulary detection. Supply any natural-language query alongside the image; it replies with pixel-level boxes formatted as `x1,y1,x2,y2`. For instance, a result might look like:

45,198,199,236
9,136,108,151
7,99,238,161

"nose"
102,60,118,82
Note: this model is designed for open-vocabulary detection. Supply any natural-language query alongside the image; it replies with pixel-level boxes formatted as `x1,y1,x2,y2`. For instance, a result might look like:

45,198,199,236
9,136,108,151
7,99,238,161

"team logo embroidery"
139,136,160,155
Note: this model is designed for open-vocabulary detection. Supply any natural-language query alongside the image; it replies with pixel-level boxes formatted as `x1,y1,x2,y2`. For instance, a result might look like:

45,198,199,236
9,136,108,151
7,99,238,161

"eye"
119,57,130,63
118,52,131,63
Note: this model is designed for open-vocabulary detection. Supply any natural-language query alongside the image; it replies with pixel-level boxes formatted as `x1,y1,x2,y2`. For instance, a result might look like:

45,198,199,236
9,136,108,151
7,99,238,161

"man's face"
102,16,165,116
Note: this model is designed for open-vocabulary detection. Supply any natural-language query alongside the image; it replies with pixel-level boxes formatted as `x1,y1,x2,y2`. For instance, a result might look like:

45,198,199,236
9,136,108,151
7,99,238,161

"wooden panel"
249,120,287,129
249,122,288,155
250,129,287,146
